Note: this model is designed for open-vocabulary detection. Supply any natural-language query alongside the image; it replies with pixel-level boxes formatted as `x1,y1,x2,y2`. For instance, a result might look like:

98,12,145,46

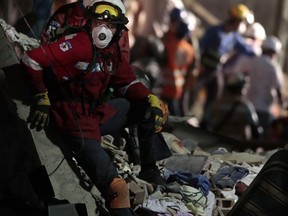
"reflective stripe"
162,69,185,86
74,61,89,70
118,79,140,96
173,70,186,76
162,78,185,86
162,70,185,80
22,52,43,71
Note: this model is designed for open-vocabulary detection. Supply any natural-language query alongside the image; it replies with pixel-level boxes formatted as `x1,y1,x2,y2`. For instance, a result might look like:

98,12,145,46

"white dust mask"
92,24,113,49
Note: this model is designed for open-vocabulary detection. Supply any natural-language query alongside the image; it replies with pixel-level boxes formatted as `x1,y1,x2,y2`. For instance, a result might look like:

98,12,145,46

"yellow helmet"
229,4,250,20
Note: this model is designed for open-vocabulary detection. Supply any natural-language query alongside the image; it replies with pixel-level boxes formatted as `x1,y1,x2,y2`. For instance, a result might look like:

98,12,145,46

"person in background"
202,73,262,141
21,0,170,215
245,36,286,139
227,35,286,139
158,7,195,116
197,3,255,127
203,22,266,141
222,21,267,91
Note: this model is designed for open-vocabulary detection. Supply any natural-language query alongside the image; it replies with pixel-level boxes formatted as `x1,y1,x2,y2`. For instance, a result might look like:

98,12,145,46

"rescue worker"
41,0,130,63
41,0,172,181
197,3,255,127
202,73,262,141
21,0,170,215
244,36,286,139
222,22,267,94
159,7,194,116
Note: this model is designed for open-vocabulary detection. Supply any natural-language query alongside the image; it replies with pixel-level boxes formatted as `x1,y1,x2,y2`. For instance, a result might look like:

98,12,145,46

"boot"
138,167,166,186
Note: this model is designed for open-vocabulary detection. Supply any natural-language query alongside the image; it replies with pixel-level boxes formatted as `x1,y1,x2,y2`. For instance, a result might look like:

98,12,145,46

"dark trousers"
65,137,136,215
66,98,171,195
256,110,274,140
101,98,171,167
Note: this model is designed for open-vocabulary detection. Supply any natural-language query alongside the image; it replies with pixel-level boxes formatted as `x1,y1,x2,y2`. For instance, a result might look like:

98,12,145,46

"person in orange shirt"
159,7,194,116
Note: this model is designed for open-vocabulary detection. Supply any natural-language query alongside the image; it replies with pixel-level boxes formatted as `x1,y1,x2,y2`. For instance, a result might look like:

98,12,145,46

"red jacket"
22,31,150,140
41,2,130,63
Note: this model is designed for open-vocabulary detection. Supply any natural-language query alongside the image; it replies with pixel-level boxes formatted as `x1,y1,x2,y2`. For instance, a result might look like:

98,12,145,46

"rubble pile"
100,132,269,216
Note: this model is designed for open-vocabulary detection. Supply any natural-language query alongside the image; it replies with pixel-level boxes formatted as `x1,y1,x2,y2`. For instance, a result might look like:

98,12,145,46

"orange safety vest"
160,32,194,100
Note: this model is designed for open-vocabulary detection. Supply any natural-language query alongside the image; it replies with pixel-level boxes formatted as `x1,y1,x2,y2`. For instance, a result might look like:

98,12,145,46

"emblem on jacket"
59,41,72,52
47,20,60,35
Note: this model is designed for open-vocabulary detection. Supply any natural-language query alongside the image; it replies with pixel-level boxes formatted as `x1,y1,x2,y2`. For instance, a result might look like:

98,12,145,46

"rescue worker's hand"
146,94,169,133
28,91,50,131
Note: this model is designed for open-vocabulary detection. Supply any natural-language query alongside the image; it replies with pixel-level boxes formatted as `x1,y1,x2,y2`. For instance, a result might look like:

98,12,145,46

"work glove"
146,94,169,133
28,91,51,131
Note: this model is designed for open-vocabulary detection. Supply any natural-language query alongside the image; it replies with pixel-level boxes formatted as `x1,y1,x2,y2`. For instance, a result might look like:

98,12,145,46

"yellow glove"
28,91,51,131
147,94,169,133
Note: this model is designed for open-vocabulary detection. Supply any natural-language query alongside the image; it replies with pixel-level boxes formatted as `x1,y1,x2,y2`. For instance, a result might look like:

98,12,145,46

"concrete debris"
0,19,39,53
99,132,270,216
162,154,208,174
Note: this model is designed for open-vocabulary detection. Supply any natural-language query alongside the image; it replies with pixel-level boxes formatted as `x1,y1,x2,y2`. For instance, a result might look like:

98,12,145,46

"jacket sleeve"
21,43,54,93
21,32,92,93
234,33,256,57
112,60,151,102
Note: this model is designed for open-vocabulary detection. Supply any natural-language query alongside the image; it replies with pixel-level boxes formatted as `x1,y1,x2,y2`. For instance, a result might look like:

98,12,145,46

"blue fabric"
200,24,255,57
175,172,210,196
213,166,249,189
165,170,210,196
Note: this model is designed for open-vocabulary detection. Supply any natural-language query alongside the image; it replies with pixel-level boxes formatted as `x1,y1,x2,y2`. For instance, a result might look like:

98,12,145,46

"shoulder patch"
59,41,72,52
47,20,60,35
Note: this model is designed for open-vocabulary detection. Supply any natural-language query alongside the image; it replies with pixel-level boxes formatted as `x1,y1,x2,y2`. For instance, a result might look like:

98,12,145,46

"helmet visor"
94,4,119,18
87,2,128,25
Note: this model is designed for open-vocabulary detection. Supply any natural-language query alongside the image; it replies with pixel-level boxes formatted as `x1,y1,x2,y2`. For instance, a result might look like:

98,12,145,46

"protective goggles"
88,3,128,25
94,4,119,18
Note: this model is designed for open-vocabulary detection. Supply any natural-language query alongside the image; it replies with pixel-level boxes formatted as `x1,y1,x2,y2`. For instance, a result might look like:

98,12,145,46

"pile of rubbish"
100,131,271,216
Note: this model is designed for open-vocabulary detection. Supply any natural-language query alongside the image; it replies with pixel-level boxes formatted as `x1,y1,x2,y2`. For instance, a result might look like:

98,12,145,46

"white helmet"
262,36,282,53
83,0,126,14
246,10,255,25
244,22,266,40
